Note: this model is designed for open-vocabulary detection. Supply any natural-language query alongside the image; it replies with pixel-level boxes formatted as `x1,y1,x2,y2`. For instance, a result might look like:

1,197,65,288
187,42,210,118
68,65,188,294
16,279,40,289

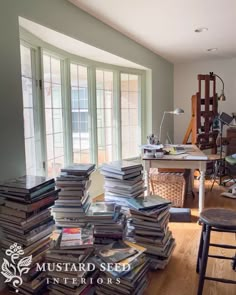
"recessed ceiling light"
194,27,208,33
207,48,218,52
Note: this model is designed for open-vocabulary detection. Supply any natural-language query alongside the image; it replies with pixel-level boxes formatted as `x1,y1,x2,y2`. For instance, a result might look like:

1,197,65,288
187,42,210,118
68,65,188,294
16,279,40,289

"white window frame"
20,29,146,176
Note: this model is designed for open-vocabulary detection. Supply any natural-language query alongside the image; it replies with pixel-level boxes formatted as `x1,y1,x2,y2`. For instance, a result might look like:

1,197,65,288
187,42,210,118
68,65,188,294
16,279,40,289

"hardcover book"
60,227,94,249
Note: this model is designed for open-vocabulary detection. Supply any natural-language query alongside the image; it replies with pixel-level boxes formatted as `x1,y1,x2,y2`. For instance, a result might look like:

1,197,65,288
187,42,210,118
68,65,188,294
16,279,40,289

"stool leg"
197,225,211,295
196,223,206,273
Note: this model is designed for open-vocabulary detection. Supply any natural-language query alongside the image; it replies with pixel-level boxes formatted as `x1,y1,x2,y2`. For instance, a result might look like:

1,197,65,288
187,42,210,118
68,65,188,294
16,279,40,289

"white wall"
174,58,236,143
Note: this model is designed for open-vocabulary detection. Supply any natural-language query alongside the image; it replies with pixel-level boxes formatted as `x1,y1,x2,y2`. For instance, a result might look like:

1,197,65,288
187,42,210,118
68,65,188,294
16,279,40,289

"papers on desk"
161,153,208,160
140,144,164,150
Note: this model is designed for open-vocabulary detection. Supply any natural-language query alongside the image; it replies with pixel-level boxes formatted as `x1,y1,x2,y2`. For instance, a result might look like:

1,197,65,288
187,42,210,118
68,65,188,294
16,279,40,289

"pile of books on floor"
100,160,145,210
86,202,126,246
126,195,176,270
0,175,59,294
52,163,95,228
46,226,98,295
91,240,150,295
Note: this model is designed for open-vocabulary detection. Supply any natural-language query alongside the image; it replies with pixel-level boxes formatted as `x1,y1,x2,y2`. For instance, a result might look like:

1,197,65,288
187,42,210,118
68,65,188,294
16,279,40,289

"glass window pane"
79,88,88,109
70,64,78,87
104,71,113,90
70,63,90,163
46,134,54,160
44,82,52,108
79,66,87,87
105,128,112,145
24,109,34,139
129,92,138,108
71,87,79,109
54,133,64,158
121,73,128,91
129,75,138,92
130,109,138,126
121,73,140,159
45,109,53,134
25,138,36,172
20,45,32,77
105,109,112,127
43,55,51,82
20,44,38,176
121,92,129,109
43,53,65,176
54,156,64,176
105,91,112,109
52,85,62,108
51,58,61,84
96,90,104,109
96,70,103,89
53,109,63,133
121,109,129,126
97,109,105,128
22,77,33,108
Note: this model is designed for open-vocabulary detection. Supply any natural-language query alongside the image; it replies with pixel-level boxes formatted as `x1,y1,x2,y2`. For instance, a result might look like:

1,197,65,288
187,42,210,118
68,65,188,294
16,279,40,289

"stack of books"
86,202,126,246
0,175,59,294
126,195,176,270
46,226,98,294
100,160,145,209
52,164,95,228
91,240,149,295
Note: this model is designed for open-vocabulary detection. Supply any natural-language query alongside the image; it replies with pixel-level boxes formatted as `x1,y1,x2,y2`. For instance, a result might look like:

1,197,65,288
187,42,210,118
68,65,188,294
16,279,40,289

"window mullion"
113,71,121,160
88,66,98,165
63,58,73,166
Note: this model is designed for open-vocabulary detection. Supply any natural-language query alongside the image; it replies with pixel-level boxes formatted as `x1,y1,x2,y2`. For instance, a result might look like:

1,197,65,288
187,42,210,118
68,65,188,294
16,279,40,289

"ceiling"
68,0,236,63
19,18,146,70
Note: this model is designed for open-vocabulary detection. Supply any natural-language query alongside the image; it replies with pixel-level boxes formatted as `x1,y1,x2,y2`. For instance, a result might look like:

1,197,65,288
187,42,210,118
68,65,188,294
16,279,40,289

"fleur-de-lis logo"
1,243,32,293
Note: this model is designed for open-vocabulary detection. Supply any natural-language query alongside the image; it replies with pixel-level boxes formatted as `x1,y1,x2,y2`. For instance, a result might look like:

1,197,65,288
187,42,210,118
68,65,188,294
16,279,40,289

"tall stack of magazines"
126,195,176,269
100,160,145,210
0,175,59,294
52,164,95,228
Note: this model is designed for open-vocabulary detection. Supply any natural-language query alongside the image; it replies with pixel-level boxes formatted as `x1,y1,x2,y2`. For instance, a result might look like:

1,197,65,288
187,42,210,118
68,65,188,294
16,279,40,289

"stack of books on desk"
91,240,149,295
126,195,176,270
0,175,59,294
52,164,95,228
86,202,126,246
100,160,145,209
46,226,98,294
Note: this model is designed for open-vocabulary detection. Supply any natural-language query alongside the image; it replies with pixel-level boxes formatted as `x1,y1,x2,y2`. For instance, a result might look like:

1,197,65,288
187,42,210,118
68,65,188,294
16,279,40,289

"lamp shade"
219,90,226,101
209,72,226,101
173,108,184,115
159,107,184,143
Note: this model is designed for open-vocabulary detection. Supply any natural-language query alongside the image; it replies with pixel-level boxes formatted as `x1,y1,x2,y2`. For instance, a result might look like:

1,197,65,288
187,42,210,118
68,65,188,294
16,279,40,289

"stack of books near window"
86,202,126,246
46,226,98,294
0,175,59,294
52,164,95,228
90,240,149,295
100,161,145,210
126,195,176,270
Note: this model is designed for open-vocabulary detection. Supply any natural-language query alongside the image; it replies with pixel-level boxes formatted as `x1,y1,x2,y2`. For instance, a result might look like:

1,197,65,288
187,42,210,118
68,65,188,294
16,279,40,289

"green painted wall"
0,0,173,181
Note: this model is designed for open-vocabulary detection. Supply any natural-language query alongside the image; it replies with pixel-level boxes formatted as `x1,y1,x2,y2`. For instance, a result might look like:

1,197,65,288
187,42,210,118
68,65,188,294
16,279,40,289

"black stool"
196,208,236,295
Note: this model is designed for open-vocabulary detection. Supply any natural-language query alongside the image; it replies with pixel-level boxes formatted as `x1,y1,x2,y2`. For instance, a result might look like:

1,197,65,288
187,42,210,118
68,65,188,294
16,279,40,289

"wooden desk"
143,145,208,213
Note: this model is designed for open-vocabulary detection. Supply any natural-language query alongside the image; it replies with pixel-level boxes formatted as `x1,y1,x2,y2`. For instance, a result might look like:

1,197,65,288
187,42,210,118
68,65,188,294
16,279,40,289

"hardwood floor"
0,181,235,295
144,180,236,295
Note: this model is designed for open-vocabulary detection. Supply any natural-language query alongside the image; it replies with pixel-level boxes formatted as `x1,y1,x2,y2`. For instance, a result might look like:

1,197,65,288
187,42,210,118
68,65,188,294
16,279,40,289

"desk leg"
199,170,205,213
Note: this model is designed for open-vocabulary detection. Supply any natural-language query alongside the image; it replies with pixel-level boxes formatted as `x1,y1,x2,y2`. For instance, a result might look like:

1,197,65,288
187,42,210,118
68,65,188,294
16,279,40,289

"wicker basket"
150,168,189,207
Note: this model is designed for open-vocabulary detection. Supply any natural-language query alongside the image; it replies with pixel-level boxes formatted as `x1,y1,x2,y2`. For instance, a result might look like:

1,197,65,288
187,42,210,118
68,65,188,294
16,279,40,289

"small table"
143,144,208,213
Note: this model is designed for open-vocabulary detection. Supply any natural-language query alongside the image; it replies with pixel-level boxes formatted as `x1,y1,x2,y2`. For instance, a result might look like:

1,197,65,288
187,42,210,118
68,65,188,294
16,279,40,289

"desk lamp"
209,72,226,101
159,108,184,143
